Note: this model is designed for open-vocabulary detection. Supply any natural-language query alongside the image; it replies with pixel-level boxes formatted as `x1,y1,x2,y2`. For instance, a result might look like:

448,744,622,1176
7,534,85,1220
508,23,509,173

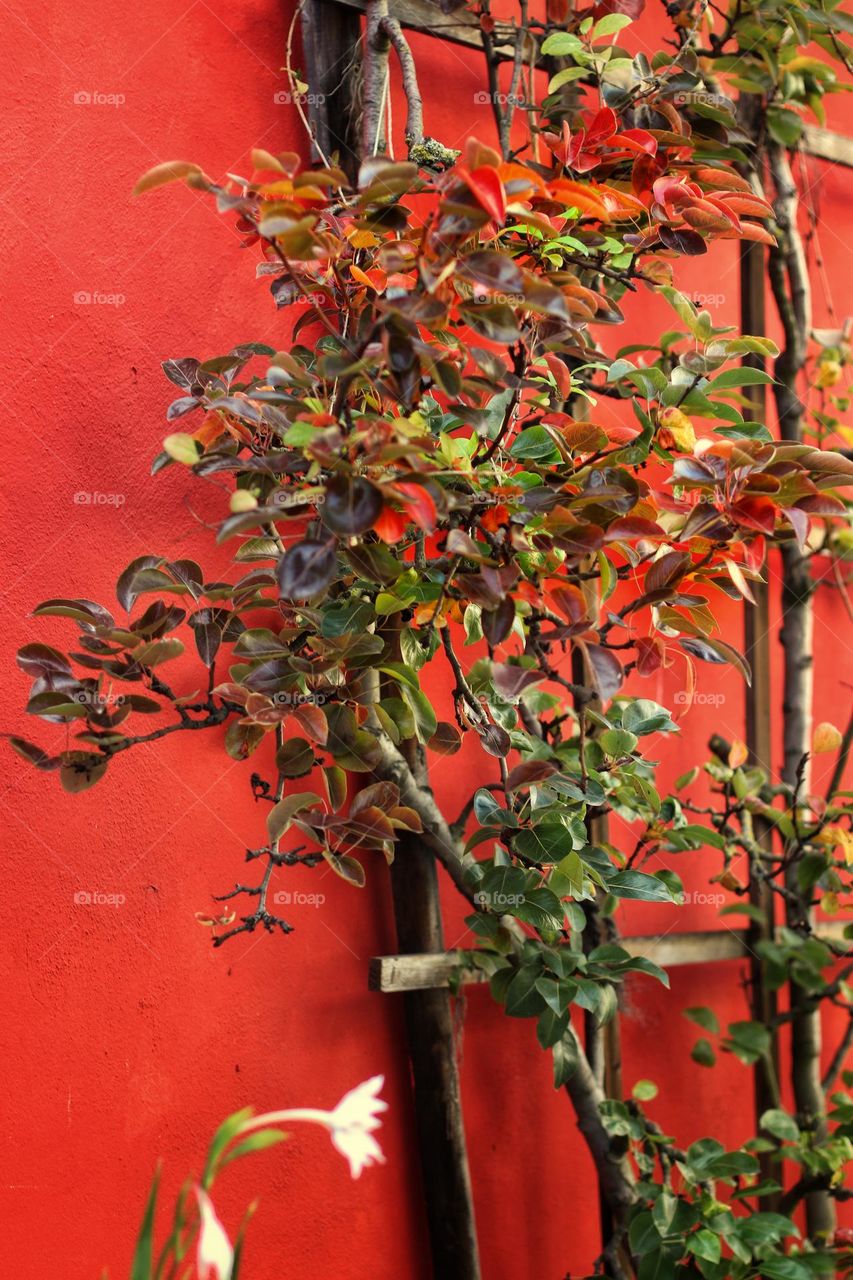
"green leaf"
599,727,639,757
548,66,588,93
541,31,585,56
537,1005,570,1049
687,1229,721,1264
637,1247,679,1280
130,1166,160,1280
684,1005,720,1034
629,1211,660,1257
706,1150,760,1179
230,1200,259,1280
377,661,421,691
505,965,545,1017
607,870,674,902
621,699,677,736
514,822,581,863
736,1212,800,1247
220,1128,289,1167
202,1107,255,1187
710,367,774,390
660,286,698,329
510,426,560,462
726,335,779,358
593,11,633,35
726,1019,771,1064
691,1038,716,1067
760,1258,811,1280
552,1032,579,1086
514,886,565,932
767,106,804,146
632,1079,659,1101
552,850,585,896
401,684,438,743
760,1108,800,1142
473,788,502,825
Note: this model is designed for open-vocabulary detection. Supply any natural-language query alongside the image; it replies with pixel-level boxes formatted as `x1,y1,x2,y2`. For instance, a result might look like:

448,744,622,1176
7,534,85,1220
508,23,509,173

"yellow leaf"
251,148,285,173
163,433,200,465
133,160,202,196
815,360,842,389
728,738,749,768
813,721,843,753
656,406,696,452
347,227,379,250
718,869,743,892
230,489,258,513
818,825,853,864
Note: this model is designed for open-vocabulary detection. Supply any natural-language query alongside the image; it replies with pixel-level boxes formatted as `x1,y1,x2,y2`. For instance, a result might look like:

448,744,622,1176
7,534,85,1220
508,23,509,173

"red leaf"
464,166,506,224
604,516,665,541
729,497,776,534
744,536,766,571
635,637,664,676
428,722,462,756
373,504,408,543
608,130,657,156
292,702,328,745
592,0,646,16
542,351,572,399
507,760,557,791
547,583,588,623
583,643,623,702
392,482,438,534
586,109,618,146
645,550,692,596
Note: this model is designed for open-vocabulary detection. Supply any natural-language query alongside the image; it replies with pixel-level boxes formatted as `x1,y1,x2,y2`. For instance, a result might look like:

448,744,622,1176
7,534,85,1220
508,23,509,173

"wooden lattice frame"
294,8,853,1273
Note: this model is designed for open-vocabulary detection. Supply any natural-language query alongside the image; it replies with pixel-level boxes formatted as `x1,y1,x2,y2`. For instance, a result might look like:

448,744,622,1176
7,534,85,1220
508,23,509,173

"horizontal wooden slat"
369,951,484,992
802,124,853,168
331,0,513,53
370,922,848,992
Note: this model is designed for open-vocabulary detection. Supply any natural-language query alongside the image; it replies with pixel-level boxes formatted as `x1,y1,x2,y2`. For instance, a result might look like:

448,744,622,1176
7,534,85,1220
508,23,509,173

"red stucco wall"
2,3,850,1277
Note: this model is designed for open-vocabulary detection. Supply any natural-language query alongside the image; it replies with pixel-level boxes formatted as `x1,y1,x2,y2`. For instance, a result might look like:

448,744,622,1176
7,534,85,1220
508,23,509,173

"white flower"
238,1074,387,1180
327,1075,388,1179
195,1186,234,1280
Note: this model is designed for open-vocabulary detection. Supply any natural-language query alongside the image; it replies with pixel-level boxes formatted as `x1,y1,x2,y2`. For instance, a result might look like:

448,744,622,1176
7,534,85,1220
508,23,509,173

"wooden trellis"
294,7,853,1275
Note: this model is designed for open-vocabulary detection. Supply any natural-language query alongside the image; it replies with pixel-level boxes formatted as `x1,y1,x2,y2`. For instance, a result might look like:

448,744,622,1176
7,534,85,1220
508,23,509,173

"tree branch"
379,16,424,146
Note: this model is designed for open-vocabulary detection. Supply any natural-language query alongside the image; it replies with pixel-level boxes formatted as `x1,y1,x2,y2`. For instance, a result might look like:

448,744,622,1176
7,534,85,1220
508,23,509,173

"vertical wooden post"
740,237,781,1202
297,18,482,1270
299,0,362,179
389,836,482,1280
